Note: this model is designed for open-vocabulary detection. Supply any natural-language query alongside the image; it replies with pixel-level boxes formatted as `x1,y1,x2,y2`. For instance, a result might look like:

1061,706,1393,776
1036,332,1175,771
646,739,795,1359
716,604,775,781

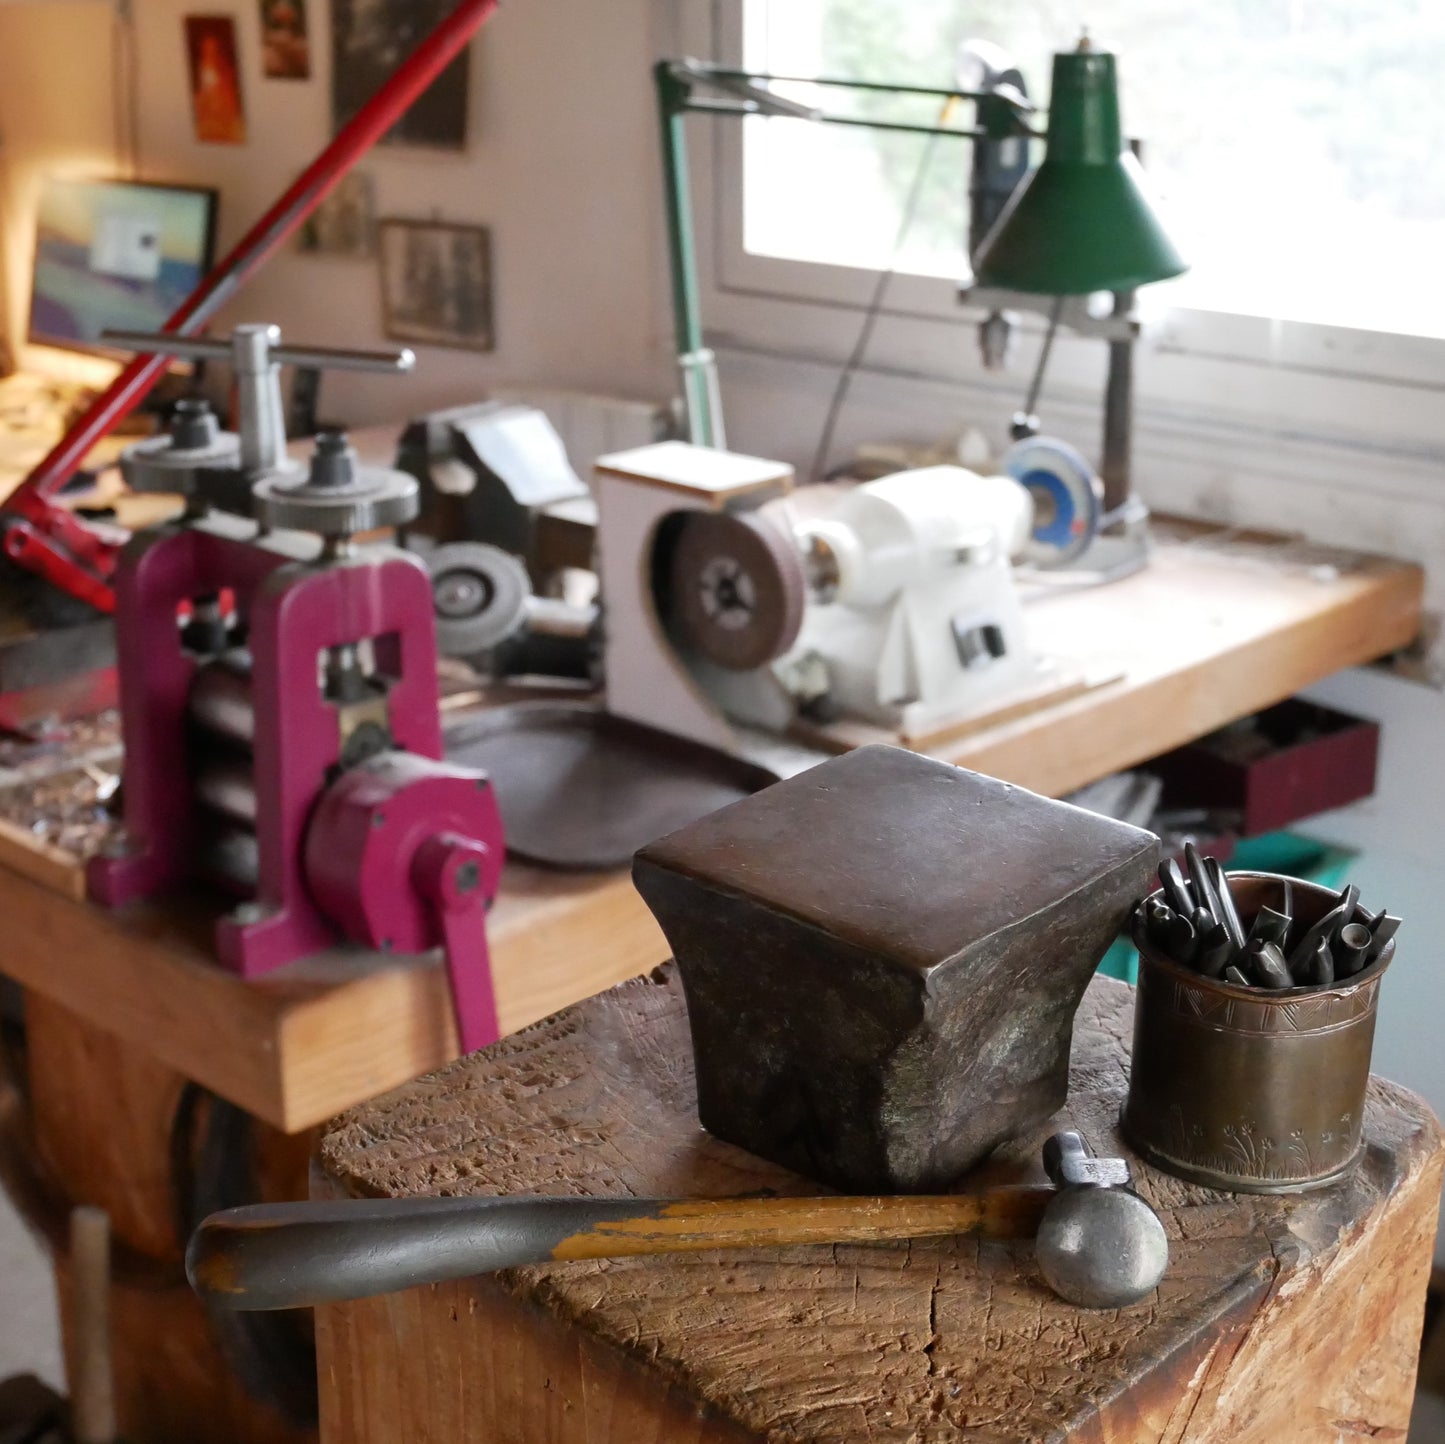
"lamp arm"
655,58,1036,448
669,62,1033,116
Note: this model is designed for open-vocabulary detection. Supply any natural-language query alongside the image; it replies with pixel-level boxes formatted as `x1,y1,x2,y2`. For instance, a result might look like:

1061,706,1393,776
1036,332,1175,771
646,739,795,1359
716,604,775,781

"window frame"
684,0,1445,448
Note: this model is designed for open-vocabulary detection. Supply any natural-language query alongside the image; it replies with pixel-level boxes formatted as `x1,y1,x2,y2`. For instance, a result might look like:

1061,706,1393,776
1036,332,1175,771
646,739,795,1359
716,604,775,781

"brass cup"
1122,871,1393,1194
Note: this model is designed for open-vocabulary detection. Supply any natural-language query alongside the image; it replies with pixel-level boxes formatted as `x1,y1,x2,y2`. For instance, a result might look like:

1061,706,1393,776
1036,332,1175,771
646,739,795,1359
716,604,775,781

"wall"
0,0,680,417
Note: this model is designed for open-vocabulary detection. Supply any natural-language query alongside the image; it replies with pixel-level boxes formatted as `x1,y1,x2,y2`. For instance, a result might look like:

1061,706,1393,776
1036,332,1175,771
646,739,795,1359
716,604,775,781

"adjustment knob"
252,430,420,538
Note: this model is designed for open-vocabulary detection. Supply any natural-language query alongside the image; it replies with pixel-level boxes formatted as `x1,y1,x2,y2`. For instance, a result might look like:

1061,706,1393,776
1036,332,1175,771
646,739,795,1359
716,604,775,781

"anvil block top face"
632,745,1160,1193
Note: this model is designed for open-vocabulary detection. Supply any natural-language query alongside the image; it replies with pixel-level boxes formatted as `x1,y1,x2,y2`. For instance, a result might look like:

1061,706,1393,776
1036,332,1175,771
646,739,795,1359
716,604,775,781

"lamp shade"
971,48,1186,295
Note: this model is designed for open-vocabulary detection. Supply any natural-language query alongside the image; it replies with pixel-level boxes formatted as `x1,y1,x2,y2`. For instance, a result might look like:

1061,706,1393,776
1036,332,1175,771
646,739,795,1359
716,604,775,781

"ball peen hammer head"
1036,1131,1169,1310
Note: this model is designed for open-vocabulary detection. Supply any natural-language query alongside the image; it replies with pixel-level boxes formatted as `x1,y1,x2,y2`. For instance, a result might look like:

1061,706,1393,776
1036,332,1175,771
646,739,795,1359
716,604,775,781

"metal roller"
196,822,260,896
188,651,257,747
194,758,259,827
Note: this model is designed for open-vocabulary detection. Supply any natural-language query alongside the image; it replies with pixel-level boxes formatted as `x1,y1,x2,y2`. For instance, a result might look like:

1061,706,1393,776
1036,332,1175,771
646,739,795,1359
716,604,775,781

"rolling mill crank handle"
188,1132,1168,1312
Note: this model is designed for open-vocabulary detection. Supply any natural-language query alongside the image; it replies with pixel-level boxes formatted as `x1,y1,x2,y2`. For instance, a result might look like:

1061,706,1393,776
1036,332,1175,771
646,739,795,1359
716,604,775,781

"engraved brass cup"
1122,871,1393,1194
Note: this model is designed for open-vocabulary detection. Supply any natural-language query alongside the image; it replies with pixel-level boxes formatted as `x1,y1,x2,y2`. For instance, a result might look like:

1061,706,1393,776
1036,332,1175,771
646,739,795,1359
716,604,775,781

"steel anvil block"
632,745,1159,1193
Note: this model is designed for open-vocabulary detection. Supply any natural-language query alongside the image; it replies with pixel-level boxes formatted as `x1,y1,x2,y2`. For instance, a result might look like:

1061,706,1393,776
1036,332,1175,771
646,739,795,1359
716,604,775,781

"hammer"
188,1132,1166,1312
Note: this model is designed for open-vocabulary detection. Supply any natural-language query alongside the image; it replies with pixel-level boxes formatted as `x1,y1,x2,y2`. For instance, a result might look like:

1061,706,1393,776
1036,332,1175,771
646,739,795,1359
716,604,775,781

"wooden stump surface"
316,967,1444,1443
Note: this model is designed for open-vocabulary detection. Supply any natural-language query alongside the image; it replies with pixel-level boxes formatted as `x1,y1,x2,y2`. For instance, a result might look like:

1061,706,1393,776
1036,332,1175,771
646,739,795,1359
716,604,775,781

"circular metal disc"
444,702,779,870
1003,436,1103,568
425,541,531,657
667,510,807,671
120,429,242,495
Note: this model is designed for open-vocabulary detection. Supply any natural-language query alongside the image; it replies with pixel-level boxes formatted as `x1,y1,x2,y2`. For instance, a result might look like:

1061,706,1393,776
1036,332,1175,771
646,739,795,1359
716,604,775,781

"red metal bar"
2,0,501,604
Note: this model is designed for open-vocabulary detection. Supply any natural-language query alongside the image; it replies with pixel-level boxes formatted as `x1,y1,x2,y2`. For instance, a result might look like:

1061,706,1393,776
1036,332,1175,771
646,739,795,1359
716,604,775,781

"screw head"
454,859,481,894
372,811,387,828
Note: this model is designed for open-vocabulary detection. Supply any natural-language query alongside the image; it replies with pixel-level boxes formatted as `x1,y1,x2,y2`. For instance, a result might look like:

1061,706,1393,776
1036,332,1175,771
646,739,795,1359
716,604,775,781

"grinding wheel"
667,510,807,671
425,541,531,657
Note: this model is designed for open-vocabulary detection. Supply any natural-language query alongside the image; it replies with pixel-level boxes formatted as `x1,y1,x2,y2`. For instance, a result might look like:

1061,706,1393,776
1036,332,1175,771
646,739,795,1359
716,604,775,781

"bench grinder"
596,442,1042,754
88,326,506,1054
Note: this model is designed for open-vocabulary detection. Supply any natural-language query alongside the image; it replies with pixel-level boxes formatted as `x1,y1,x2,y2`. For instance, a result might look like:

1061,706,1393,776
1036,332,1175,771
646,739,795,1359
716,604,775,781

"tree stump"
314,966,1443,1443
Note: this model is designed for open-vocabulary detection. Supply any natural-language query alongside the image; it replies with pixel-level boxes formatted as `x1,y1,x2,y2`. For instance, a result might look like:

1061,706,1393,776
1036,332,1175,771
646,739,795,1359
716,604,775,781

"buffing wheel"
667,510,806,672
425,541,531,657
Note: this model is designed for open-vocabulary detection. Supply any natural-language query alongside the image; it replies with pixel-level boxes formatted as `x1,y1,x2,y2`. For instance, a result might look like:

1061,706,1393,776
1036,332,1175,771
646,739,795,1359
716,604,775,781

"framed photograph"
184,16,247,144
298,172,377,258
378,219,492,352
331,0,470,150
259,0,311,79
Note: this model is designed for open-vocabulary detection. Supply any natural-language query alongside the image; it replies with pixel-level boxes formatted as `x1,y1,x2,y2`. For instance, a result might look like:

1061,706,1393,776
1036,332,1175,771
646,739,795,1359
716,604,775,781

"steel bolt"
454,859,481,894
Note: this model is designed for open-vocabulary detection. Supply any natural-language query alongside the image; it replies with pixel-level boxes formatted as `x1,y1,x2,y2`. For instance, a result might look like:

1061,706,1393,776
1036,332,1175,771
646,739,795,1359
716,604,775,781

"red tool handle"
412,832,503,1055
1,0,502,604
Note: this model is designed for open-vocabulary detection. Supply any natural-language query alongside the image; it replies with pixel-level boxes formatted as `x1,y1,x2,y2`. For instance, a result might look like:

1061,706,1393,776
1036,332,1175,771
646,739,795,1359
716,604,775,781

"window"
740,0,1445,340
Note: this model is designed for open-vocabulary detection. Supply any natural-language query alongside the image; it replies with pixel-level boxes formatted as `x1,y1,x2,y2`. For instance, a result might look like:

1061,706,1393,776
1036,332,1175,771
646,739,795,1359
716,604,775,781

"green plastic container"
1096,833,1357,985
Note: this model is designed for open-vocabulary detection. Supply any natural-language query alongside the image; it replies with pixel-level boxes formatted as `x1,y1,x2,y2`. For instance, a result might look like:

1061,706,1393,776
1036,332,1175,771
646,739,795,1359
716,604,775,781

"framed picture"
378,219,493,352
298,172,377,258
184,15,247,144
259,0,311,79
331,0,470,150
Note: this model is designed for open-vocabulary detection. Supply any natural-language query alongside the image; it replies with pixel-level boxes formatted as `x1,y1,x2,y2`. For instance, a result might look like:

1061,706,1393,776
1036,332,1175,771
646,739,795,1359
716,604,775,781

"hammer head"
1036,1132,1168,1309
1043,1131,1131,1189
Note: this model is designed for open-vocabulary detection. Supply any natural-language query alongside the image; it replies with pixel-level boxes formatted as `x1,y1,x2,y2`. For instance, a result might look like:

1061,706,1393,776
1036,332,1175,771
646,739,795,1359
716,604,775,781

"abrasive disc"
667,510,807,671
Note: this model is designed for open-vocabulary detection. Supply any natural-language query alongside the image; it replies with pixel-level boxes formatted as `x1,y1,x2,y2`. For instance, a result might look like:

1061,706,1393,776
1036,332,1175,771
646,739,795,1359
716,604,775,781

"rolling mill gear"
87,326,506,1054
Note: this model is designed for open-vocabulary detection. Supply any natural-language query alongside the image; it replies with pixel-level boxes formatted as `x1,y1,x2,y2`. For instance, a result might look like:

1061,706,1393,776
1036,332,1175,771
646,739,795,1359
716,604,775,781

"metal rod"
1099,289,1135,519
680,97,989,140
667,62,1027,108
102,329,416,374
656,60,720,447
4,0,500,516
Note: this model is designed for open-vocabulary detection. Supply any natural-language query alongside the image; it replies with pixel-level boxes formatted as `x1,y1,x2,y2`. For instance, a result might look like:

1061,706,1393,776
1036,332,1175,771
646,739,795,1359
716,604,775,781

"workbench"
314,965,1444,1443
0,522,1423,1444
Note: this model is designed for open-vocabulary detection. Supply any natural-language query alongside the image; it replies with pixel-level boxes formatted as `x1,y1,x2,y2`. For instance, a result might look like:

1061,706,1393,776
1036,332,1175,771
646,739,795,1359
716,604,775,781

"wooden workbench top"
911,521,1420,792
0,525,1421,1135
314,966,1444,1444
0,855,665,1133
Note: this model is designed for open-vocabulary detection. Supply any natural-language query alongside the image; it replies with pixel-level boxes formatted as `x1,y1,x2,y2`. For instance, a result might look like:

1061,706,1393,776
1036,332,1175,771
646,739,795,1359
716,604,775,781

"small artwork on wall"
378,219,493,352
184,15,247,144
331,0,470,150
259,0,311,80
298,173,377,258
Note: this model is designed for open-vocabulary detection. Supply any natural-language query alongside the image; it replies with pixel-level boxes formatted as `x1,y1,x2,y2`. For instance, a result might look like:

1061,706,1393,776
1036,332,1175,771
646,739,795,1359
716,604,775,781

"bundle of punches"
1132,842,1398,991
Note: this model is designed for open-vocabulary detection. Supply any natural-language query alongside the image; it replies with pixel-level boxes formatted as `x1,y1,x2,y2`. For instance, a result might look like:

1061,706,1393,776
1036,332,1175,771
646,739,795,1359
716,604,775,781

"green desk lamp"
971,37,1187,575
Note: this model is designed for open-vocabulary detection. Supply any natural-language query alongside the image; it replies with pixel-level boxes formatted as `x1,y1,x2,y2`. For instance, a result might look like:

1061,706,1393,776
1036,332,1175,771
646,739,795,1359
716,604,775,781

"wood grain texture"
0,859,666,1133
315,967,1444,1444
0,812,88,899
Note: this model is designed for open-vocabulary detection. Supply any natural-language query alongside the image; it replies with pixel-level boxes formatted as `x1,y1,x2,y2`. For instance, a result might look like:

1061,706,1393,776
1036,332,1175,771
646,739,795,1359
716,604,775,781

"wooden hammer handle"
188,1187,1054,1312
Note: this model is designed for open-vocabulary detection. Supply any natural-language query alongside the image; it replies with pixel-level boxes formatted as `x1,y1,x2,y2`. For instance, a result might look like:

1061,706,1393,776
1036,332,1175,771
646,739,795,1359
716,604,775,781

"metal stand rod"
1099,289,1135,522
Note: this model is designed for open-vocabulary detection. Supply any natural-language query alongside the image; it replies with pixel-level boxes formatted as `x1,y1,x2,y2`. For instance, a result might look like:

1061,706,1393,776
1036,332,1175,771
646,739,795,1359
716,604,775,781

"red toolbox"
1148,699,1379,837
